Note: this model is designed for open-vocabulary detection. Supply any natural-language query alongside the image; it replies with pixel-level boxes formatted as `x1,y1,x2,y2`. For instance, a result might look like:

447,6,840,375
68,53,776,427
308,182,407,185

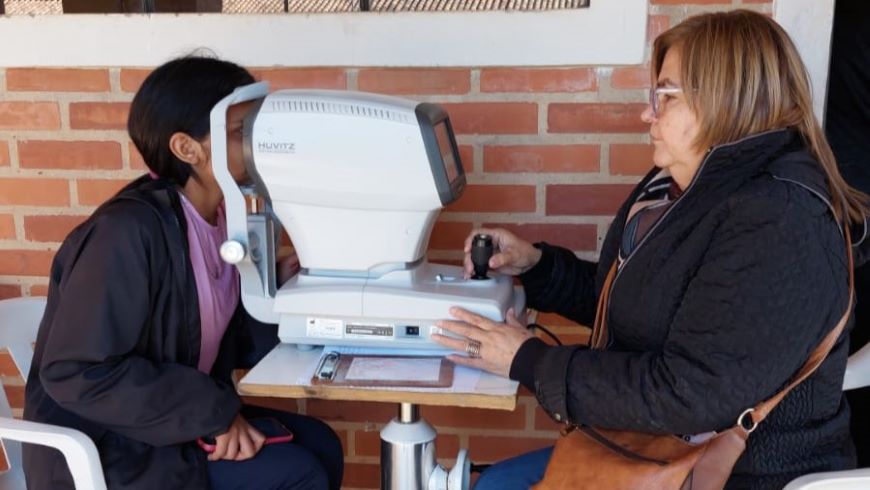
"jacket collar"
690,128,803,192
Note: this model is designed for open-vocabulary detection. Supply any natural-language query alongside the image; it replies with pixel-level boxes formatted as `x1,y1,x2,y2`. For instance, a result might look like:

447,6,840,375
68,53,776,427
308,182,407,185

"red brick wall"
0,1,772,487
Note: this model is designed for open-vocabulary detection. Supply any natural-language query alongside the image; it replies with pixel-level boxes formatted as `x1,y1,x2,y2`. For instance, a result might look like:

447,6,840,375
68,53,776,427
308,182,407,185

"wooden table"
237,343,520,489
238,343,519,410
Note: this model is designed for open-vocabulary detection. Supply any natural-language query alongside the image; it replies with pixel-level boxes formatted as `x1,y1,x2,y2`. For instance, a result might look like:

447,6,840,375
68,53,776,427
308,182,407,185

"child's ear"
169,132,207,167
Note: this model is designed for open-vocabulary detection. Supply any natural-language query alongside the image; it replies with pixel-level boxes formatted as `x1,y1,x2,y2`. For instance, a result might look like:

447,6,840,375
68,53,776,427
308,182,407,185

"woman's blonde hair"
653,9,866,225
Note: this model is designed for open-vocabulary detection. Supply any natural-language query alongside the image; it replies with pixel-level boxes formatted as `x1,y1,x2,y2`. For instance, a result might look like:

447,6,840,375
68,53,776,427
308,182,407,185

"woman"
23,56,343,489
433,10,864,489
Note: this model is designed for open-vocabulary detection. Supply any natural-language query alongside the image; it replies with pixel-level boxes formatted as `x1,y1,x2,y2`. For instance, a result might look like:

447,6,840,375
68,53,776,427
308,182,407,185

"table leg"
380,402,437,490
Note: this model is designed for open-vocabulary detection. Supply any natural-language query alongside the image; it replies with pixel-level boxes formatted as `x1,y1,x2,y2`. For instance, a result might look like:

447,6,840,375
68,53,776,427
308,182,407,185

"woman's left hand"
432,307,534,378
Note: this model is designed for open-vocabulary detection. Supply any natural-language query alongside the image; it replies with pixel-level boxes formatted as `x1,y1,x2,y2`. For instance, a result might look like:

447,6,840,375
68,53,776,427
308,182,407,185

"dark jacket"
23,176,278,489
511,129,859,489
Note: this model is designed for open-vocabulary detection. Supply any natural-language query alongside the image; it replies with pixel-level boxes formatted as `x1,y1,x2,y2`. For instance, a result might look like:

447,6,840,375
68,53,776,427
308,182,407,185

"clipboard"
311,351,454,388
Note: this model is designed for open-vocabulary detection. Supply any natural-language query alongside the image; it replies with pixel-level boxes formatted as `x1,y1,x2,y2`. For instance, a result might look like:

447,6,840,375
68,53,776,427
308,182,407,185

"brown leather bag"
533,229,855,490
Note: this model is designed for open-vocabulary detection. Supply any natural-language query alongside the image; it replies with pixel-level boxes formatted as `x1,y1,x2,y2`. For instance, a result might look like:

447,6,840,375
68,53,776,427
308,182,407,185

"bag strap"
589,261,618,349
589,227,855,431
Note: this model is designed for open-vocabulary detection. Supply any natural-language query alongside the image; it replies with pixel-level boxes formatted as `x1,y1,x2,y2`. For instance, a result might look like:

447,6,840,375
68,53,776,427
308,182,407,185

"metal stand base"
380,403,469,490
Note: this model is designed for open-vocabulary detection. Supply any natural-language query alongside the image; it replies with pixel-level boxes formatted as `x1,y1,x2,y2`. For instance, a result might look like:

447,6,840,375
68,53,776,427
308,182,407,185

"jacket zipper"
601,129,789,348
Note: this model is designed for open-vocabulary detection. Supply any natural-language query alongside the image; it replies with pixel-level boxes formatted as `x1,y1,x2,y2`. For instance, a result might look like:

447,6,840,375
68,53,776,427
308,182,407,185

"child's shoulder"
69,179,177,247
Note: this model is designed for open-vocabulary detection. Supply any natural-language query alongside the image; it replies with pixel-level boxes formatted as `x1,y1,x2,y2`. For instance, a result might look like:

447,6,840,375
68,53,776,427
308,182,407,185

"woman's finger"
435,319,484,339
431,333,470,352
448,307,496,330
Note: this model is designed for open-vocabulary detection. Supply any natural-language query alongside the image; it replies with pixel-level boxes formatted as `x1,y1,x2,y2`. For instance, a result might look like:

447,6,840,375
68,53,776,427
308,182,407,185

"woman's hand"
431,307,534,378
208,414,266,462
277,250,300,287
463,228,542,278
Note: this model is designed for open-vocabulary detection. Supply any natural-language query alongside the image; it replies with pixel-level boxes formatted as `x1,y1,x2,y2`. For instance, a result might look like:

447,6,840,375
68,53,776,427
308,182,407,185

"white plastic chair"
784,343,870,489
0,297,107,490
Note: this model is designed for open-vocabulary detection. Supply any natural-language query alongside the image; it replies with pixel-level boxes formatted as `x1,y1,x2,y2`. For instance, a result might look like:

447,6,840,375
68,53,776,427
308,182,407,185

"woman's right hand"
208,414,266,462
463,228,542,278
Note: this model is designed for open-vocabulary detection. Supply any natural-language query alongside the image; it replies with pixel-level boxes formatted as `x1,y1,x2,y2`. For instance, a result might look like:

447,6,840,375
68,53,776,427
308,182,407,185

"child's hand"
277,251,300,286
208,414,266,461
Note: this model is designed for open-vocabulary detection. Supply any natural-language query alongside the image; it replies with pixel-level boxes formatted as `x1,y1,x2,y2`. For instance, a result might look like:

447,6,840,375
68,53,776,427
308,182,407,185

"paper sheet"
345,357,442,382
303,346,483,392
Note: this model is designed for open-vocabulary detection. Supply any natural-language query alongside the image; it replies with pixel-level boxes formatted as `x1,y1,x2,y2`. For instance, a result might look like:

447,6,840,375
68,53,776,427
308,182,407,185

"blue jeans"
474,446,554,490
208,405,343,490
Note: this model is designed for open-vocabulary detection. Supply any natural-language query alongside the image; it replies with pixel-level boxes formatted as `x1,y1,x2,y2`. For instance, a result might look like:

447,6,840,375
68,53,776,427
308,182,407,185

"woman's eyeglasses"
649,86,683,118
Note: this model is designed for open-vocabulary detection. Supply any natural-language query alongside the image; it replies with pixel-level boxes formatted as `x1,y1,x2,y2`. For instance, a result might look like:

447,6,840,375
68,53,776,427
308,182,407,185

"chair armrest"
0,417,106,490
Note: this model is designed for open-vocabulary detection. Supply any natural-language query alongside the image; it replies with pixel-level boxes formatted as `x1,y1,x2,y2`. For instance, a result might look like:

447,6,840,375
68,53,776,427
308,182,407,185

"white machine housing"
212,83,524,350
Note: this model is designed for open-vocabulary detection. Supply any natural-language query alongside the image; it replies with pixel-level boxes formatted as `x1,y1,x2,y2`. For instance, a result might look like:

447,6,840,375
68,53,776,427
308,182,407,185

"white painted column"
773,0,836,122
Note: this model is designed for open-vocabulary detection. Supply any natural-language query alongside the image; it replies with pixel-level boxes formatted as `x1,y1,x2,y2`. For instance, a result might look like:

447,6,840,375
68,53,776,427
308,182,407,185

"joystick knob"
470,234,494,280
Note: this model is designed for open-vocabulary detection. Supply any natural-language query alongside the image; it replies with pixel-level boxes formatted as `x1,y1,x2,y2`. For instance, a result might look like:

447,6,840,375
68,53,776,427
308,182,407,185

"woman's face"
641,48,706,189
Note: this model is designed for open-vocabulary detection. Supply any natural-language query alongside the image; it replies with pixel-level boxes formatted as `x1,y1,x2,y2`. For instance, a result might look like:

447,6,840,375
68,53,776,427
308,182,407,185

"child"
23,56,343,490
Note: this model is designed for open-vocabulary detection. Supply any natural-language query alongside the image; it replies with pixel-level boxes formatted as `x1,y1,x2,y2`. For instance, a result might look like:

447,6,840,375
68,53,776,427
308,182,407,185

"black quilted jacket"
511,129,860,489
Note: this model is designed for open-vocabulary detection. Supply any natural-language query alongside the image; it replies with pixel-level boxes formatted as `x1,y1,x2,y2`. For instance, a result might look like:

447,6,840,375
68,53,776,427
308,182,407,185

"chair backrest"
0,297,106,490
0,297,46,386
0,296,46,489
0,296,106,490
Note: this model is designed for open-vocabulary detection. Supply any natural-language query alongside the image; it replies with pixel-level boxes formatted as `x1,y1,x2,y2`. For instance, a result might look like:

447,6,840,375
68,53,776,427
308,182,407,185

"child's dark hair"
128,56,255,186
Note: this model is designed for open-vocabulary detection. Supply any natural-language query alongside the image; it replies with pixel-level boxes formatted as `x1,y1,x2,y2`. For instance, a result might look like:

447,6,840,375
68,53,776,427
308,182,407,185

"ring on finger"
465,339,482,359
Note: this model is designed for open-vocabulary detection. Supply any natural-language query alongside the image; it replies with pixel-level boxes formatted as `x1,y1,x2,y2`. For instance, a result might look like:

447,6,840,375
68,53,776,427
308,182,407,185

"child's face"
200,101,254,186
224,101,254,184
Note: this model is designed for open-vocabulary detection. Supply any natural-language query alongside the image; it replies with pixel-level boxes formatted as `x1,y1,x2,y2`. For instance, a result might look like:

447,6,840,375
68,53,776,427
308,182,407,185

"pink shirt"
178,194,240,373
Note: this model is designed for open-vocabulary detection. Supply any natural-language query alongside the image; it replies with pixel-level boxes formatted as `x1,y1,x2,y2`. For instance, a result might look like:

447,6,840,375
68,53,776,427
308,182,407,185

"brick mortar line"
0,91,134,103
343,455,379,464
0,130,130,139
7,134,20,172
0,206,97,215
650,3,769,17
342,90,635,104
109,68,122,94
329,423,561,440
600,141,612,175
0,277,37,286
346,68,359,91
471,144,483,174
0,169,144,179
3,132,652,145
535,185,546,220
462,174,643,184
59,95,71,131
414,92,644,103
12,214,24,243
537,101,547,137
455,133,650,145
69,180,80,208
437,214,613,225
0,241,60,251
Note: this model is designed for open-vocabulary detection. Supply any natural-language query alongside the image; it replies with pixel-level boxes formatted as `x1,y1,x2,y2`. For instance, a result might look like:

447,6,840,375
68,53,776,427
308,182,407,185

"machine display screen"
434,121,461,184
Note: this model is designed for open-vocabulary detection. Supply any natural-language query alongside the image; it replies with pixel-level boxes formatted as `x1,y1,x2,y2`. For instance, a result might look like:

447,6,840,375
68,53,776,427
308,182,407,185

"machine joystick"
470,234,494,280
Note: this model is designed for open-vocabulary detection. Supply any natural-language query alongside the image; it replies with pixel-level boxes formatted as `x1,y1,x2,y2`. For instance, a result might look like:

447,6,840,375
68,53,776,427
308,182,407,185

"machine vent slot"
268,99,413,123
